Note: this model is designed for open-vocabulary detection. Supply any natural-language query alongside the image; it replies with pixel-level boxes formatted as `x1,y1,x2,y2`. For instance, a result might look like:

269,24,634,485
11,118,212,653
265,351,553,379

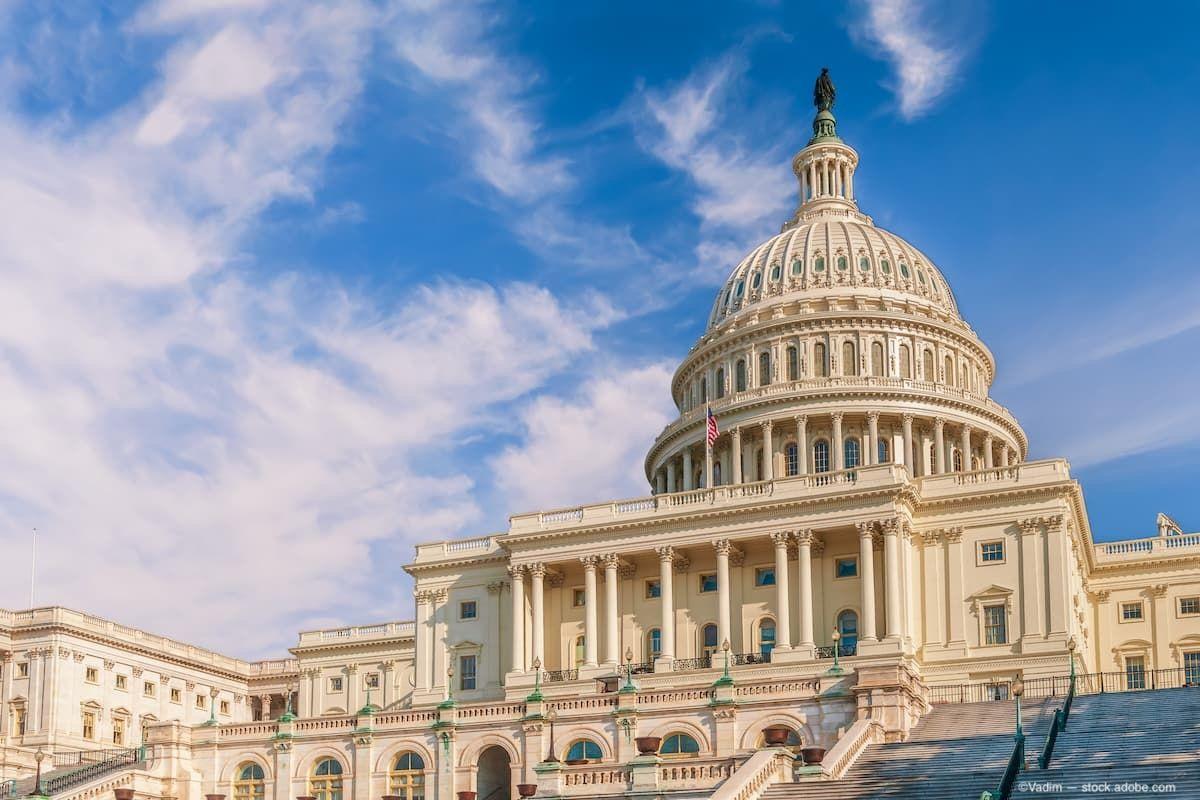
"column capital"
901,413,914,424
414,589,433,605
943,526,964,543
934,416,946,430
579,555,600,569
795,529,815,547
602,553,621,570
866,411,880,422
655,546,675,563
506,563,526,579
831,411,844,424
983,432,994,444
486,581,506,594
528,562,547,578
713,539,731,556
856,521,875,539
770,531,791,547
795,414,808,427
760,419,774,432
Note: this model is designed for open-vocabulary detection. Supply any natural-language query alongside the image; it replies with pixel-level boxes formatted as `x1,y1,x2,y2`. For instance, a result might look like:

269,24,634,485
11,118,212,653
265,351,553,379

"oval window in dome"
814,257,825,273
751,271,762,289
837,256,848,271
791,258,803,275
881,260,891,274
770,263,782,281
899,263,910,279
859,257,870,272
735,280,745,297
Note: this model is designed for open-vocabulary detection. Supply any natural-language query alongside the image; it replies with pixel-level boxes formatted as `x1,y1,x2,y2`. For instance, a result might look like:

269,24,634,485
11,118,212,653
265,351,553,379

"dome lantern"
787,68,860,224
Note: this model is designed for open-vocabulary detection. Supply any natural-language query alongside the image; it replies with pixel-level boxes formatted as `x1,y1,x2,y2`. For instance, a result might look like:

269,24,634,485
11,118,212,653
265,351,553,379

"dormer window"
770,263,782,281
791,258,803,275
751,271,762,289
859,256,870,272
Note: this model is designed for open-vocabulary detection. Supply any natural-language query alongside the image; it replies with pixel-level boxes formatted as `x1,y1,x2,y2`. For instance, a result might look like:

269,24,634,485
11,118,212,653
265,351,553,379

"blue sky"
0,0,1197,657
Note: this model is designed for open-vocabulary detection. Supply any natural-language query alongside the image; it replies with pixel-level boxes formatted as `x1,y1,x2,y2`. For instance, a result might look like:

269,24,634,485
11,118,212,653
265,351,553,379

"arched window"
786,346,798,381
701,623,719,663
961,364,969,391
871,342,884,377
700,377,707,403
715,368,725,399
944,356,955,386
844,438,860,470
659,733,700,757
310,758,344,800
759,352,771,386
770,263,782,282
757,619,777,659
389,753,426,800
234,763,265,800
647,628,662,660
814,343,828,377
735,360,747,392
574,636,586,667
953,449,963,472
814,256,826,273
813,440,830,473
899,344,912,379
784,443,799,476
923,350,935,382
859,256,870,272
842,342,857,376
566,739,603,762
837,256,848,271
877,438,890,464
837,610,859,654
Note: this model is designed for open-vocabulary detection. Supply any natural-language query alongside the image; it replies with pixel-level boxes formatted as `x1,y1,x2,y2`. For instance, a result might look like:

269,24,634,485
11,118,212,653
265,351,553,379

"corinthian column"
960,424,972,471
603,555,620,667
770,532,792,650
414,592,433,691
934,417,946,474
857,523,878,643
882,519,902,640
683,448,694,490
581,556,599,667
902,413,914,474
508,565,526,673
866,412,879,466
731,427,742,484
796,415,809,475
761,420,775,480
796,530,815,649
656,547,676,664
530,563,546,669
832,412,845,471
714,541,732,650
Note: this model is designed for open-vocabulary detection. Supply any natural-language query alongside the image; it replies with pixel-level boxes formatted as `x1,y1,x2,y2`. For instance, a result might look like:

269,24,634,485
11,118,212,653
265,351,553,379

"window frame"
977,540,1006,565
834,556,858,579
85,666,99,684
115,674,128,691
1119,601,1145,622
459,654,477,691
982,603,1007,645
754,566,776,587
644,579,661,599
1178,597,1200,617
659,732,701,758
459,600,478,620
328,676,344,693
698,573,718,594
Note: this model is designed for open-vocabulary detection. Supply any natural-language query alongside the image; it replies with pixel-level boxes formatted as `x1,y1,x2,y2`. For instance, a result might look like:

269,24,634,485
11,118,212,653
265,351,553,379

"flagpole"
705,406,714,488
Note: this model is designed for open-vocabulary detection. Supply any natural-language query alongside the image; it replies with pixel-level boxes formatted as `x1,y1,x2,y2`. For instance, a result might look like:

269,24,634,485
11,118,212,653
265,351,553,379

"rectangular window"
459,600,477,620
1121,602,1144,621
1180,597,1200,616
219,701,230,715
572,588,586,607
979,541,1005,563
645,579,661,599
699,574,718,593
12,707,26,736
18,662,29,678
85,667,98,683
460,655,477,691
195,694,207,710
364,672,380,689
1184,652,1200,685
983,604,1007,645
755,567,776,587
1126,656,1146,689
113,718,126,746
82,711,96,740
835,557,858,578
115,674,128,690
170,688,182,703
144,681,156,698
329,676,343,692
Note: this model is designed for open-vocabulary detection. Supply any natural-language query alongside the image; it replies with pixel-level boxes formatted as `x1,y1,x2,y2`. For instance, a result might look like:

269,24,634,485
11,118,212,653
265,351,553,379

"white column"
656,547,676,663
866,412,879,466
603,555,620,667
1018,520,1043,641
731,427,742,484
983,434,995,469
796,531,815,648
761,420,775,480
508,566,525,673
883,520,902,640
415,593,432,691
530,564,546,669
960,424,972,471
945,529,967,647
666,459,677,493
847,164,855,199
771,533,792,650
796,415,808,475
714,541,732,650
1000,442,1011,466
682,449,694,490
902,414,914,474
934,418,946,474
581,556,599,667
832,412,844,471
857,523,878,643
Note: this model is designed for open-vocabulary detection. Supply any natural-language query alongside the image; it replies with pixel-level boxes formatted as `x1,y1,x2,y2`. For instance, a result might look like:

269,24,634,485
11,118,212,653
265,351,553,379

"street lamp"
278,681,296,722
32,747,45,797
528,656,544,702
1012,675,1026,743
446,666,455,702
622,648,635,691
1067,636,1077,683
544,708,560,763
721,639,731,681
829,628,844,674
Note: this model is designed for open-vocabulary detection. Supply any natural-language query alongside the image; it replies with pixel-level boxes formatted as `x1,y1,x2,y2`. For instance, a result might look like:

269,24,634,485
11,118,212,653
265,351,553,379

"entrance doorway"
476,745,512,800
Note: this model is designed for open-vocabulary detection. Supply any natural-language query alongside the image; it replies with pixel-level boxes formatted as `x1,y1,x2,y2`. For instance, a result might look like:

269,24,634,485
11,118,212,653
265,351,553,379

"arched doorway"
476,746,511,800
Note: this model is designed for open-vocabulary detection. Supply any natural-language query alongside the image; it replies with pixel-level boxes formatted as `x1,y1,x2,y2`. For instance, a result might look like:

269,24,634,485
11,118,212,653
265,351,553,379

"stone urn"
800,746,826,765
113,790,136,800
456,793,477,800
516,785,538,798
762,726,791,746
635,736,662,756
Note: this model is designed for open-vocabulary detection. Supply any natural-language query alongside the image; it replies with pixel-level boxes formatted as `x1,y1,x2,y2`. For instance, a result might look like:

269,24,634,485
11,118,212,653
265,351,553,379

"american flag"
706,407,719,447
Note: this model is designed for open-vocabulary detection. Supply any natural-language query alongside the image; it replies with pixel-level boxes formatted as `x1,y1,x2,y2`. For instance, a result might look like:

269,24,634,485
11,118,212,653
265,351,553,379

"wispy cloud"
848,0,976,120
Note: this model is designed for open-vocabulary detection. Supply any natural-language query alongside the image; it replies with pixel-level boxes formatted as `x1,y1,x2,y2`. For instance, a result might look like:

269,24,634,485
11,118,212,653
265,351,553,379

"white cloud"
0,0,608,657
490,363,677,513
849,0,974,120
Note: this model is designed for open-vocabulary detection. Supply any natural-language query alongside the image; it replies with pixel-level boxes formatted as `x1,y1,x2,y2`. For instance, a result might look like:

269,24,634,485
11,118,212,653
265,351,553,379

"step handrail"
1037,708,1064,769
980,731,1024,800
41,746,148,796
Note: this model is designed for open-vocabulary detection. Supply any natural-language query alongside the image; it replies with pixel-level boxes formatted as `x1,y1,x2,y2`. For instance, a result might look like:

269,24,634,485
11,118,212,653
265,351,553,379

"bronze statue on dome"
813,67,836,112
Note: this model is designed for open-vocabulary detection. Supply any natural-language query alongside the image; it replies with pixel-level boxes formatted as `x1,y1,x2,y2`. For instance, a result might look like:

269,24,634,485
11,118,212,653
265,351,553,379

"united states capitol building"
3,74,1200,800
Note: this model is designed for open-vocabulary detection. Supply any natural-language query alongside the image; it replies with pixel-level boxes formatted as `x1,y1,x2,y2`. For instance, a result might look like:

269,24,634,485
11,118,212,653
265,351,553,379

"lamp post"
32,747,45,797
1012,675,1026,769
544,708,559,763
528,656,544,702
622,648,635,692
1067,636,1077,683
828,629,844,675
721,639,731,681
444,666,455,706
278,681,296,722
204,688,218,726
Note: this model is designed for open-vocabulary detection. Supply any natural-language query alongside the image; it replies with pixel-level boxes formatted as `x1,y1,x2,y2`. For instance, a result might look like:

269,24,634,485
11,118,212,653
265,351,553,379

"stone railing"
707,748,793,800
915,459,1069,499
247,658,298,676
510,464,904,534
818,718,881,780
218,722,279,739
1094,533,1200,562
374,710,438,726
659,757,737,790
455,702,526,721
561,764,630,793
412,535,502,562
296,620,415,645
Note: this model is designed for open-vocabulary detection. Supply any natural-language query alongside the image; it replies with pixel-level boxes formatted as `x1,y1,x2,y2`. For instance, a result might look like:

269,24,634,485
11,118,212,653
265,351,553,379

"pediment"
450,640,482,651
966,584,1013,601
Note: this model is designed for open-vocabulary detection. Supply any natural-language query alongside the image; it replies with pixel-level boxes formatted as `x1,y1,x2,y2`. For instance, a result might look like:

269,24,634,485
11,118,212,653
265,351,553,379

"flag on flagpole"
706,406,719,447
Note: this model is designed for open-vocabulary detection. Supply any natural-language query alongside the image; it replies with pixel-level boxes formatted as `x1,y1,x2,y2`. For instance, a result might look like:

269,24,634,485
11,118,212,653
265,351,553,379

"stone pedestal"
533,761,564,798
628,755,662,796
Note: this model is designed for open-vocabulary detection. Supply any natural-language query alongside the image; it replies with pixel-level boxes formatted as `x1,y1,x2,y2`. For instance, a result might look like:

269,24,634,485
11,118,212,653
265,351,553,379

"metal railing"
1038,675,1077,770
672,656,713,672
42,746,149,796
982,733,1024,800
545,669,578,683
932,666,1200,706
814,643,857,659
1,780,15,799
731,652,771,666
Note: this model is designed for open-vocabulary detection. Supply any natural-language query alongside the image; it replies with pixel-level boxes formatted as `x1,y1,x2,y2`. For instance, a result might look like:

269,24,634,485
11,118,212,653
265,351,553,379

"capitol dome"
644,71,1027,492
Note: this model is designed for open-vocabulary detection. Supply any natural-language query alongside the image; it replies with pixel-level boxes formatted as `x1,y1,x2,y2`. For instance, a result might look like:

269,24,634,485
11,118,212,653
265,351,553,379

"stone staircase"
8,747,148,797
1014,688,1200,798
761,697,1057,800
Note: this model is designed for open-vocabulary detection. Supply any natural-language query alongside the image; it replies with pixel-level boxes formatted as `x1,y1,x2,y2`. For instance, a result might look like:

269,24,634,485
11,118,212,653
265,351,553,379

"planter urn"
762,727,791,746
634,736,661,756
516,785,538,798
456,792,477,800
800,746,826,765
113,790,136,800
